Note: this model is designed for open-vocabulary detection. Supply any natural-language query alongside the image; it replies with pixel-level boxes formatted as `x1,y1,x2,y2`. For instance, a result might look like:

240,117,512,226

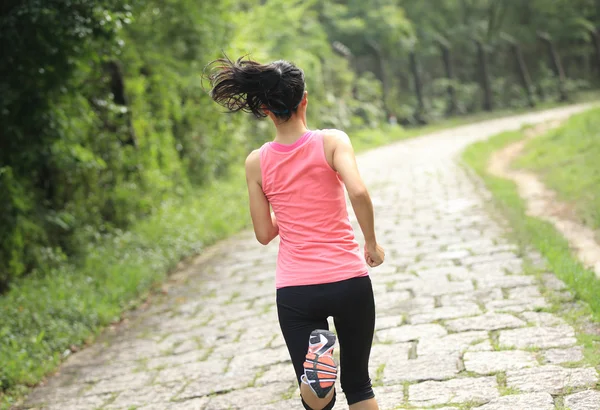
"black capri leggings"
276,275,376,406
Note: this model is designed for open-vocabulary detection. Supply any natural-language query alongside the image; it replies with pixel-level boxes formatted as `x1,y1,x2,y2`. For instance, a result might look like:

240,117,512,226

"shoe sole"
303,330,338,397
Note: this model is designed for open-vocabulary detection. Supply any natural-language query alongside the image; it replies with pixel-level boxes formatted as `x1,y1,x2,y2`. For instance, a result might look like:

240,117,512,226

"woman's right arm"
326,130,385,267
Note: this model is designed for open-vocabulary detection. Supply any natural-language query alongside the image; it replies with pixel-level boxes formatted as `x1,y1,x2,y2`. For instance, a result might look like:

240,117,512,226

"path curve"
488,120,600,277
20,104,599,410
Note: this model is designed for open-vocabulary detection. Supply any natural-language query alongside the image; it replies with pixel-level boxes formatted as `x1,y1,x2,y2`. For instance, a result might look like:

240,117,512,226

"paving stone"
475,393,554,410
228,346,290,371
370,343,412,367
520,311,567,327
541,346,584,364
508,286,542,299
445,313,526,332
383,353,460,383
23,384,88,406
418,331,489,355
146,350,205,370
164,397,211,409
412,408,458,410
415,265,472,281
409,376,500,406
425,249,471,260
462,252,520,267
440,289,504,306
203,383,293,409
24,394,113,410
463,351,538,374
485,298,549,313
84,371,155,396
104,384,180,409
498,325,577,349
375,315,405,330
372,384,405,410
255,363,297,386
564,390,600,410
375,290,413,311
245,399,304,410
506,365,598,394
467,339,494,352
69,362,141,384
477,275,535,289
414,279,475,296
395,296,436,312
409,303,482,324
377,324,447,343
177,372,257,399
541,273,567,291
469,260,523,275
157,359,228,383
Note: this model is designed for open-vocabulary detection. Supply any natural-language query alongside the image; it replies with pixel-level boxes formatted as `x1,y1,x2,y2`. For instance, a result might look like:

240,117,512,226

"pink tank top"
259,129,368,289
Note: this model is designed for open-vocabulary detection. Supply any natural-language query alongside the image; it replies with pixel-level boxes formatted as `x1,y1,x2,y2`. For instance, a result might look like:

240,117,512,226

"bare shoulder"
322,128,352,146
245,149,261,180
321,129,353,159
245,149,261,166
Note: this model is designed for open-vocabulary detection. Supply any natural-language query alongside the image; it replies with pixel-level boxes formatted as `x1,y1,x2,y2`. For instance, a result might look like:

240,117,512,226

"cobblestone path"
21,105,600,410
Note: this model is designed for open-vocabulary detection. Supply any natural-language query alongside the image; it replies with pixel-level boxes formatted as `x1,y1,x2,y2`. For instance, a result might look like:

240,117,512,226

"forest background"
2,0,600,404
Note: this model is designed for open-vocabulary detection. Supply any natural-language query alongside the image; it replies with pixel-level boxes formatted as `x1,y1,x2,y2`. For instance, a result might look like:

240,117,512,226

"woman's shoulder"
320,129,351,146
245,148,261,171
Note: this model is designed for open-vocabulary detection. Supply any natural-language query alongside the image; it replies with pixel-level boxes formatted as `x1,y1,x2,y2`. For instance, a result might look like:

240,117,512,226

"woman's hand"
365,243,385,267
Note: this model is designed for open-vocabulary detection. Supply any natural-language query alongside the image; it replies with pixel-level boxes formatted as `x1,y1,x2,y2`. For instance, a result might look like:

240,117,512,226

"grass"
0,171,249,409
515,107,600,233
2,94,600,409
461,111,600,323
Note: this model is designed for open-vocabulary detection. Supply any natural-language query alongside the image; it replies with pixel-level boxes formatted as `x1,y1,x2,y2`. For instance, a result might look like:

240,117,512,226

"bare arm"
245,150,278,245
329,132,377,245
327,130,383,266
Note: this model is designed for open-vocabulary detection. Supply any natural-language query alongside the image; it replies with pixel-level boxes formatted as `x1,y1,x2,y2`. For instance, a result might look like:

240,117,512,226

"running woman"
207,56,384,410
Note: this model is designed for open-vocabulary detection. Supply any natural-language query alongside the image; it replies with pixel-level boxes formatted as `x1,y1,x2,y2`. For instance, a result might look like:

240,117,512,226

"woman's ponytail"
205,55,305,120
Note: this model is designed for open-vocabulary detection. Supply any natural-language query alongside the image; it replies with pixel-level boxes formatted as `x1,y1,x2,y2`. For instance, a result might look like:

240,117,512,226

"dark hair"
205,55,305,120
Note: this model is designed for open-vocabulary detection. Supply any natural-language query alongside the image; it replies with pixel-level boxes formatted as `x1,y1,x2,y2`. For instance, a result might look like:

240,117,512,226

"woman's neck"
273,118,309,145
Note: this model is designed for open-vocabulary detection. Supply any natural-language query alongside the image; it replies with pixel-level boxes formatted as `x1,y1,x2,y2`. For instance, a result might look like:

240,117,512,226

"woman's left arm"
245,150,279,245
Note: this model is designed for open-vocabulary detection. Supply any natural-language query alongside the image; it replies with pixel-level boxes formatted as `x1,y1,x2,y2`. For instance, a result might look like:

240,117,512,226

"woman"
207,56,384,410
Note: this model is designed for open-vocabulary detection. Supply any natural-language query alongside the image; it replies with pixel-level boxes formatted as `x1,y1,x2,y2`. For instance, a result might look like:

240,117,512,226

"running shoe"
301,329,337,398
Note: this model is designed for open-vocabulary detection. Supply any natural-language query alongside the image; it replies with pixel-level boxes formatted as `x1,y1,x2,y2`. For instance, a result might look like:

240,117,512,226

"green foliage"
0,172,248,403
1,0,130,285
0,0,389,289
398,0,600,116
462,124,600,321
516,108,600,231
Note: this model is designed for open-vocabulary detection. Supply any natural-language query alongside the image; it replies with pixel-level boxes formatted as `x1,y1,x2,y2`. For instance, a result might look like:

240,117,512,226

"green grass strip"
516,107,600,232
462,126,600,322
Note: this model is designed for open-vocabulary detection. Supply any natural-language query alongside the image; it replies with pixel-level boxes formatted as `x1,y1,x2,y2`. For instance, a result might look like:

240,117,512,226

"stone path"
20,105,599,410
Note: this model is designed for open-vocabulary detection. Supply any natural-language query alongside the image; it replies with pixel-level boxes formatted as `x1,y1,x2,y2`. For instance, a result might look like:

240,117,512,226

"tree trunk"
106,61,137,147
511,43,535,107
475,40,493,111
439,43,458,115
591,29,600,77
367,40,390,116
409,50,426,123
538,32,568,101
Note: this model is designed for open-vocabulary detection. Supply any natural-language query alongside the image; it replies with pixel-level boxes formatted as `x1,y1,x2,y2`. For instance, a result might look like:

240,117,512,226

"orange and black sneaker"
301,329,338,398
